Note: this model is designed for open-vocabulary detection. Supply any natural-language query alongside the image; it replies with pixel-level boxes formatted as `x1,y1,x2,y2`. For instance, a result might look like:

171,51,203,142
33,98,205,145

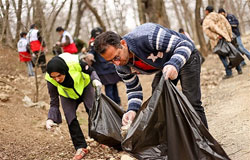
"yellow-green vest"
45,53,90,99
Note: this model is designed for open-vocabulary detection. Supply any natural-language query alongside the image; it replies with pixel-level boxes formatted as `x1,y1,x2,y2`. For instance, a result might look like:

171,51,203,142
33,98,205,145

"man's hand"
56,41,61,46
45,119,57,130
162,65,178,80
122,110,136,126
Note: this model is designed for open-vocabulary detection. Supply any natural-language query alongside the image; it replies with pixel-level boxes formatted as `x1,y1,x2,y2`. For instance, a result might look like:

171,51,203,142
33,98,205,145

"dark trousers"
105,84,121,105
60,83,94,150
32,51,47,73
69,118,87,150
152,50,208,128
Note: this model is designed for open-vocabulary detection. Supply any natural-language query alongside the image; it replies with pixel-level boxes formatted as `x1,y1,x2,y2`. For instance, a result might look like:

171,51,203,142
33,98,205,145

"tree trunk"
83,0,106,31
73,0,85,38
180,0,197,41
64,0,73,30
14,0,23,45
0,0,10,44
137,0,146,24
103,0,111,29
171,0,184,30
137,0,170,28
25,0,32,30
195,0,209,57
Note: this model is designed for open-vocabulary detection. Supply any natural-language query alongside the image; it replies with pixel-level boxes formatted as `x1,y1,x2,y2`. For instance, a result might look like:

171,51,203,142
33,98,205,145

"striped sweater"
116,23,195,112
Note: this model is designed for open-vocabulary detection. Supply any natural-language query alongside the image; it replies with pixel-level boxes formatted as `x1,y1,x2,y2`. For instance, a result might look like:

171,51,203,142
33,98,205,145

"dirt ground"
0,36,250,160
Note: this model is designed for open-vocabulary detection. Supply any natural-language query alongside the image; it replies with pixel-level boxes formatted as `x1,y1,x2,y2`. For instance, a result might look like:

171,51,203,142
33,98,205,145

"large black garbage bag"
89,93,125,150
122,78,230,160
213,39,229,56
213,39,244,68
227,42,244,69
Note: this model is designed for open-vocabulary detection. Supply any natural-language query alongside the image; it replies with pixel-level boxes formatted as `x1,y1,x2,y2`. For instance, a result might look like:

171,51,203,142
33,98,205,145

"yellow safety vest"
45,53,90,99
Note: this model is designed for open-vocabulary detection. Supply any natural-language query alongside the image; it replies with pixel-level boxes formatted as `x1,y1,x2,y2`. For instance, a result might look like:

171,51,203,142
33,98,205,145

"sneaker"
222,75,233,79
73,148,89,160
241,63,247,68
238,70,243,74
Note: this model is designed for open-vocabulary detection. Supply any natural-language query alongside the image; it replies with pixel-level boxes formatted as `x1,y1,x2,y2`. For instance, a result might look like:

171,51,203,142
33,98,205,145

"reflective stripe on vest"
45,53,90,99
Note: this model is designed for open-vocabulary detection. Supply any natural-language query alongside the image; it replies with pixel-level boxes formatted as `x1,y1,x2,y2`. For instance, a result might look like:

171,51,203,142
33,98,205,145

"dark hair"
205,6,214,13
178,28,184,33
91,27,103,38
30,24,36,29
218,8,225,13
94,31,122,55
20,32,27,37
56,26,64,32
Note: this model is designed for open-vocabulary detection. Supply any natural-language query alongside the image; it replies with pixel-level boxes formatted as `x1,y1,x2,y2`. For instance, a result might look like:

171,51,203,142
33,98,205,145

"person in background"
84,27,121,105
56,26,78,54
218,8,250,66
179,28,205,64
27,24,47,73
178,28,193,43
17,32,34,76
94,23,208,129
202,6,242,79
45,53,102,160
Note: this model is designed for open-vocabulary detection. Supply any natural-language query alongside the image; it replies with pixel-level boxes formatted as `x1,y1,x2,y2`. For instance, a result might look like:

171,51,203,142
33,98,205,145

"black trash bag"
89,93,125,150
213,39,229,56
227,42,244,69
122,78,230,160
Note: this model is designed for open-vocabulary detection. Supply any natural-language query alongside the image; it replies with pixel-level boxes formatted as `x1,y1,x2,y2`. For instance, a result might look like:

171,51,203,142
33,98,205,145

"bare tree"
25,0,32,30
83,0,106,31
103,0,111,29
73,0,86,38
0,0,13,46
208,0,215,6
137,0,170,28
12,0,23,45
195,0,209,57
171,0,184,30
64,0,73,30
180,0,197,41
219,0,225,8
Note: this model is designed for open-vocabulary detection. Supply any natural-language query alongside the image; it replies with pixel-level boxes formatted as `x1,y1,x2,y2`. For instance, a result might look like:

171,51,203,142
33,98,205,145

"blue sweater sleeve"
116,66,143,112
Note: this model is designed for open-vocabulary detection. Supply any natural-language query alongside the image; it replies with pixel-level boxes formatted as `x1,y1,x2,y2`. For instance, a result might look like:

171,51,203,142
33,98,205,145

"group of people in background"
15,5,250,159
202,6,250,79
17,24,47,76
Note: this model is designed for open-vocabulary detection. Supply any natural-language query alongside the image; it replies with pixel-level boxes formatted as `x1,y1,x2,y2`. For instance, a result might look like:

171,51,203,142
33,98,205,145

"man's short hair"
218,8,225,13
56,26,64,32
91,27,103,38
30,24,36,29
20,32,27,37
205,6,214,13
178,28,184,33
94,31,122,55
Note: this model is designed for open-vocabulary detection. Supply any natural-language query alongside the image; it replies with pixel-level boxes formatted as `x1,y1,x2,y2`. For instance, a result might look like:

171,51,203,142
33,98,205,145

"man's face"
101,40,130,66
220,12,226,17
205,10,209,15
57,31,64,36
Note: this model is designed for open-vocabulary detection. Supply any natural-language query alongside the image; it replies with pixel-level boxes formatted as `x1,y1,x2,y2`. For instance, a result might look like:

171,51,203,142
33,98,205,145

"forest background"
1,0,250,56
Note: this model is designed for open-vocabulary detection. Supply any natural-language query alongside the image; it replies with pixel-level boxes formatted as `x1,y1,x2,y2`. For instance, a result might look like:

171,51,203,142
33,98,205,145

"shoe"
222,75,233,79
238,70,243,74
240,63,247,68
73,148,89,160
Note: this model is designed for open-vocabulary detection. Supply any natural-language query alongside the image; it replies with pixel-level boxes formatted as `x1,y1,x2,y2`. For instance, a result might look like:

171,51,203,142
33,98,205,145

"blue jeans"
218,55,242,76
236,36,250,60
26,61,34,76
105,84,121,105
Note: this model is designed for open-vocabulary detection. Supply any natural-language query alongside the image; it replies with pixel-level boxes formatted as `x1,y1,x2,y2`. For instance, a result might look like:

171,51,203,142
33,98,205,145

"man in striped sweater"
94,23,208,128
